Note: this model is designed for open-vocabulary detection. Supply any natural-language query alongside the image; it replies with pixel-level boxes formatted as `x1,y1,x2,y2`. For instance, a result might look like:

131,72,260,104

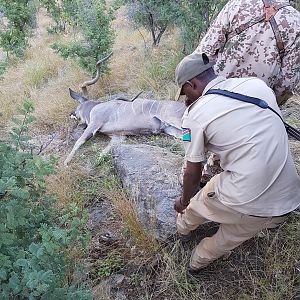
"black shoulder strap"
205,89,300,141
262,0,288,59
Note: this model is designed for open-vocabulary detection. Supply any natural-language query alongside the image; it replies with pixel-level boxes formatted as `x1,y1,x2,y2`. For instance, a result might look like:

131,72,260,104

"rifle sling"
227,0,290,59
205,89,300,141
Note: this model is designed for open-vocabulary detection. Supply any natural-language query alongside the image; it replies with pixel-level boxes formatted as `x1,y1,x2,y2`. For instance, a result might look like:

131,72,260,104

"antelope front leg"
64,125,100,166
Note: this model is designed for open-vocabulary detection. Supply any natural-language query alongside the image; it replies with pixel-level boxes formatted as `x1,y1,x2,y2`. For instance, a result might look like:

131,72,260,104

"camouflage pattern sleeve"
194,0,234,60
274,29,300,105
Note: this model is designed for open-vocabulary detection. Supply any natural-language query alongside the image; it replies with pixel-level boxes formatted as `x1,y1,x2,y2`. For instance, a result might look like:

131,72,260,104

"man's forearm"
181,161,203,206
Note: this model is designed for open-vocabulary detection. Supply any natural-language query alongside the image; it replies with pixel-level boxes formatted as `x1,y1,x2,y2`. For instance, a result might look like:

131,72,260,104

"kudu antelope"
64,53,186,165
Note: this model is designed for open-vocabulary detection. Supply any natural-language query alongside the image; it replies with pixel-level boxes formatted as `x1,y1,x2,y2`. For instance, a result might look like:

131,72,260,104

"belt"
249,212,291,218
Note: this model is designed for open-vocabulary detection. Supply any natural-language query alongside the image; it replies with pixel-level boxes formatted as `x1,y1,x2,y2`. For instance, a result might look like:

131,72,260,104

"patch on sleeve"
182,128,191,142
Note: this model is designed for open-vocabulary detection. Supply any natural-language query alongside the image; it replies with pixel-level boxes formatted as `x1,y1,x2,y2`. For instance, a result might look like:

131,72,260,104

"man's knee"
176,213,192,235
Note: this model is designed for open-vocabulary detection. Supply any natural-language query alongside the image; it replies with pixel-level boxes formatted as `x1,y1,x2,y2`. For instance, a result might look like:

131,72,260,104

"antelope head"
68,88,98,126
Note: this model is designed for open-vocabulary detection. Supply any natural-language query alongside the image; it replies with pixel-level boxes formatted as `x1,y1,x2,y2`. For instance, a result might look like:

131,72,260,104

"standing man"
194,0,300,105
174,52,300,273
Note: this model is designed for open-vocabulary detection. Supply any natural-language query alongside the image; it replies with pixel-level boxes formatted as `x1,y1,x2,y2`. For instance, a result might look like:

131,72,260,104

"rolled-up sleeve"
182,116,207,163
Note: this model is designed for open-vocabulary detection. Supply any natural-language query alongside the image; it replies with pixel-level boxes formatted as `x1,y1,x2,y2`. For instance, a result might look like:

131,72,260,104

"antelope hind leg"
64,125,100,166
98,135,125,158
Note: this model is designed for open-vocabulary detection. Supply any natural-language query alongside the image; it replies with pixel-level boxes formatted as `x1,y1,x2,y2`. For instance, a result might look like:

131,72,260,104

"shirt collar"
186,76,227,113
202,76,226,95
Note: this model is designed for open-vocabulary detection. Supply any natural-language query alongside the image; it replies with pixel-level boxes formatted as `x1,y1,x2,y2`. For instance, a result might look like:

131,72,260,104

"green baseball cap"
175,53,214,101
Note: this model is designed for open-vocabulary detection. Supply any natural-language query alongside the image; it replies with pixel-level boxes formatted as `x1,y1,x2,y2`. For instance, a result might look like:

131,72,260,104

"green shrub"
0,59,9,79
0,0,38,57
176,0,227,54
96,253,123,279
0,100,91,299
40,0,78,33
123,0,227,52
125,0,178,46
51,0,115,74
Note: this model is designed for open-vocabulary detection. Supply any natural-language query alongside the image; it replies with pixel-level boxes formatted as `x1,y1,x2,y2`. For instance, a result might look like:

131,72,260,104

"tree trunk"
154,25,167,46
147,12,157,46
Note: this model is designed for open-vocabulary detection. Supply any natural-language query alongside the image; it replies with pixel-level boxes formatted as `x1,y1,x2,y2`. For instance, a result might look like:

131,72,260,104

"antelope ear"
69,88,88,103
202,53,210,65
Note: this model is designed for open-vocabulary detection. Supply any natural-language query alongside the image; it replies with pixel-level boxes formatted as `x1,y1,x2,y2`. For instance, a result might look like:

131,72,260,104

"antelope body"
64,89,185,165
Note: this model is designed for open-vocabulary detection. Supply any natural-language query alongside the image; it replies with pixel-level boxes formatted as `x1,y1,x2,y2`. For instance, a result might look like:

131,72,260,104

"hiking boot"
187,266,202,277
178,232,192,243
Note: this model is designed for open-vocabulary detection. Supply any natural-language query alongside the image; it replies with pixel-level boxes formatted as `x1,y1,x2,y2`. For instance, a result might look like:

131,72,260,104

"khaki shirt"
182,76,300,216
194,0,300,105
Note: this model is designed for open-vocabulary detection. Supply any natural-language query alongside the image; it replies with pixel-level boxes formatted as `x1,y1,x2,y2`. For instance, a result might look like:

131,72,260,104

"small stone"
116,291,127,300
100,232,113,241
112,274,125,286
130,245,137,255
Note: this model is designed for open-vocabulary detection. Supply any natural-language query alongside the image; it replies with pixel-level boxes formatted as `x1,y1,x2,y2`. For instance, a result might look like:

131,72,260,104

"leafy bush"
51,0,115,74
124,0,226,52
0,58,9,79
0,0,38,57
40,0,78,33
125,0,178,46
0,101,91,299
176,0,227,53
95,253,123,279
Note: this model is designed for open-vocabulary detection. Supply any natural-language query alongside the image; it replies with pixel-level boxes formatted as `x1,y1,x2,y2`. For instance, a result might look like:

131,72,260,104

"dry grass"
130,217,299,300
155,243,197,300
89,6,183,100
103,180,160,257
0,6,182,133
0,11,88,130
45,165,87,209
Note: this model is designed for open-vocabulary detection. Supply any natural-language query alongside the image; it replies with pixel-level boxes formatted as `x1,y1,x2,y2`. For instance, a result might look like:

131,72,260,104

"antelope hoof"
64,158,70,167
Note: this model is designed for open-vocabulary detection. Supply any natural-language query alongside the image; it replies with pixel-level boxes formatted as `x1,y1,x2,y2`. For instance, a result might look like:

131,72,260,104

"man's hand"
174,197,188,214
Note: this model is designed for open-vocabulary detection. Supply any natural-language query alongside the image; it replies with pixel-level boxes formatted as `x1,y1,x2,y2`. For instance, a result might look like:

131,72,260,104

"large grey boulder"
112,143,183,240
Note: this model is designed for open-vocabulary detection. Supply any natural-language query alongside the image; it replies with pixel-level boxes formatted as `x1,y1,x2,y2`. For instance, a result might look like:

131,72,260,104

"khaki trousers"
176,175,286,269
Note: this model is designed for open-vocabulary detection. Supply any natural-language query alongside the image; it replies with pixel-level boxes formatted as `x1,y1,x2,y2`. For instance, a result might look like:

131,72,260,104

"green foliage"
125,0,178,46
112,0,126,10
145,50,183,83
176,0,227,53
0,0,37,57
40,0,78,33
0,100,91,299
290,0,299,11
50,0,115,74
95,253,123,278
124,0,226,51
0,58,9,79
95,153,112,166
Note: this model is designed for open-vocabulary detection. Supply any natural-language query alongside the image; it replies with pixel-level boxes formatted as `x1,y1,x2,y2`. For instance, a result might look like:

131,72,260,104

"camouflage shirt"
194,0,300,105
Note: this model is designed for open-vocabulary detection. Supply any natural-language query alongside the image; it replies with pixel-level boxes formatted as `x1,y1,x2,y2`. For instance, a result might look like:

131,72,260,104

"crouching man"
174,52,300,274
